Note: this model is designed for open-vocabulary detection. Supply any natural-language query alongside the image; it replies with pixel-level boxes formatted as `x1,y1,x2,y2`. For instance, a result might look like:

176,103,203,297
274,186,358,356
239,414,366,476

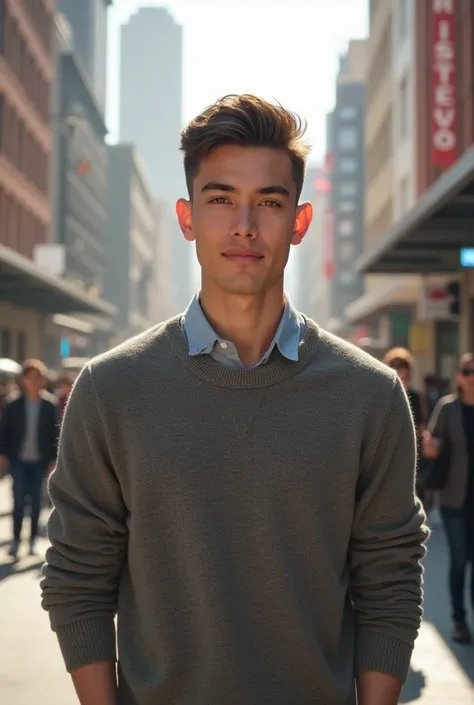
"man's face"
459,360,474,395
176,145,312,296
22,369,44,397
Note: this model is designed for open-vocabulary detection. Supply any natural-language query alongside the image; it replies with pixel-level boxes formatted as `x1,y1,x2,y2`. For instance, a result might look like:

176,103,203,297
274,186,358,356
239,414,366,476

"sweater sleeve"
350,377,429,683
40,364,128,672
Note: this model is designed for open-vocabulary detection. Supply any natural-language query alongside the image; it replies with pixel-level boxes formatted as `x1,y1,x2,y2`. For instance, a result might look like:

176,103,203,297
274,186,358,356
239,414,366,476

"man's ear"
176,199,194,242
291,202,313,245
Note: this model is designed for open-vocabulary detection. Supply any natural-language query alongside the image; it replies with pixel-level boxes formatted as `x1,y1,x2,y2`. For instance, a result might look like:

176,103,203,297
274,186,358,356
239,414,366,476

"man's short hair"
180,94,311,201
383,347,414,370
21,358,48,378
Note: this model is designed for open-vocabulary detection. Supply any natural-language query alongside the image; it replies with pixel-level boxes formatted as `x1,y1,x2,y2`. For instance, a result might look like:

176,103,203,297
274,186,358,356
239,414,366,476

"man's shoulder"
5,391,22,407
435,393,458,410
40,390,58,407
307,320,398,393
87,316,180,383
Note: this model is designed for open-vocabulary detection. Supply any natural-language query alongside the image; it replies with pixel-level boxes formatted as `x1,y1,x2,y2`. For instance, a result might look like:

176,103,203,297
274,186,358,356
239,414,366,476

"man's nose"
231,206,257,238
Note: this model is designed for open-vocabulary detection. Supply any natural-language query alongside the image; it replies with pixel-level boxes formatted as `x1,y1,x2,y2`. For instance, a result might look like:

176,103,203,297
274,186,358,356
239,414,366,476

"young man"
41,95,428,705
0,359,58,558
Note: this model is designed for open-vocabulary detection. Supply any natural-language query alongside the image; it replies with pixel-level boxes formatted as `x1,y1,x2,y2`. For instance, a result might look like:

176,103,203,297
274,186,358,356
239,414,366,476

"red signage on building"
323,208,334,279
431,0,457,169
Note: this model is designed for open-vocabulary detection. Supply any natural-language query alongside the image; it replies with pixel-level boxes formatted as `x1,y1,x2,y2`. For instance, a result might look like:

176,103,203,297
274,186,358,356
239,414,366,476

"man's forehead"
196,146,295,187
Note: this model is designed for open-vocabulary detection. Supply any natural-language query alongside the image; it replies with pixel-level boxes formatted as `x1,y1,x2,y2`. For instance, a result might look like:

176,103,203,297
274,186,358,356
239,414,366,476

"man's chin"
215,274,265,296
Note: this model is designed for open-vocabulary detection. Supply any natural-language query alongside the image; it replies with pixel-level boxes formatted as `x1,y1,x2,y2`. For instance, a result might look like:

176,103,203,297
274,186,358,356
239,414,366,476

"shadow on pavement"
399,667,426,703
421,524,474,683
0,558,43,582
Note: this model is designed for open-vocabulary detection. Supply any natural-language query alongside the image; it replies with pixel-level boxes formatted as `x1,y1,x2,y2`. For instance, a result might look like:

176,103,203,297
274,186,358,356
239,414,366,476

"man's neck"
25,391,40,401
199,284,286,367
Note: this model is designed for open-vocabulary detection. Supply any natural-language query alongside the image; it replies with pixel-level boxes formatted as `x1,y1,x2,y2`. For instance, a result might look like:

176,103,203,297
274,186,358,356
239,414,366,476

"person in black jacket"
383,347,426,501
0,359,58,558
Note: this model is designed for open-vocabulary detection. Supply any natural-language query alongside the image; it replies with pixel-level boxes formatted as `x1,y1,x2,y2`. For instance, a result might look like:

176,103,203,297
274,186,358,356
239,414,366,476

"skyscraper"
58,0,111,115
119,7,189,313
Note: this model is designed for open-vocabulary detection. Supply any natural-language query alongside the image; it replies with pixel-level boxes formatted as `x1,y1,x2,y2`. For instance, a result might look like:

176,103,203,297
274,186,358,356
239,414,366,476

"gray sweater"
41,316,428,705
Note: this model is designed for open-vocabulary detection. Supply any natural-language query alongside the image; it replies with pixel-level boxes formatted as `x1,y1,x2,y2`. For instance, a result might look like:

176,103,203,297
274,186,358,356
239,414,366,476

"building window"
399,0,409,40
339,158,357,174
17,332,26,362
399,176,410,215
337,127,358,150
339,242,355,260
340,271,356,286
339,106,357,120
399,75,409,139
338,201,356,214
339,182,357,197
1,328,10,357
338,219,354,237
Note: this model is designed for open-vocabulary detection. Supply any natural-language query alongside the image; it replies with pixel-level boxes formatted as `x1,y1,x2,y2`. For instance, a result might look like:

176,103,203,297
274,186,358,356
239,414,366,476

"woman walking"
423,353,474,644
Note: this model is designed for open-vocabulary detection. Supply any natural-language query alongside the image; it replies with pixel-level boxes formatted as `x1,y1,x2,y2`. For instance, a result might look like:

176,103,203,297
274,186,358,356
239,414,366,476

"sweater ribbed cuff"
355,629,413,683
56,616,117,673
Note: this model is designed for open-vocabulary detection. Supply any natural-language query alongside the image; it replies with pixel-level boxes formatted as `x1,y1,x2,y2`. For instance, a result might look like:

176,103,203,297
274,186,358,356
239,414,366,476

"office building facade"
58,0,111,114
105,145,162,342
324,42,367,335
119,7,189,313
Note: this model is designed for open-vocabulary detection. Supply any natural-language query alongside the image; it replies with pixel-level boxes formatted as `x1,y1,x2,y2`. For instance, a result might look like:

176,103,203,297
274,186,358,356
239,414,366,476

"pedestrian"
55,373,74,422
382,347,429,506
423,352,474,644
0,359,58,558
41,94,428,705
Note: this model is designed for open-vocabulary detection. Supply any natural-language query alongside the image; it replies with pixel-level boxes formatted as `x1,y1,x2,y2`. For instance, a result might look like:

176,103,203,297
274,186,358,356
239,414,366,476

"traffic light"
446,281,460,315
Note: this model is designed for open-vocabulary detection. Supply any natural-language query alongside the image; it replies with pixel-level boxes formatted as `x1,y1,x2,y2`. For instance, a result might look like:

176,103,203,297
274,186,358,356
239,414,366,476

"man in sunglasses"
423,353,474,644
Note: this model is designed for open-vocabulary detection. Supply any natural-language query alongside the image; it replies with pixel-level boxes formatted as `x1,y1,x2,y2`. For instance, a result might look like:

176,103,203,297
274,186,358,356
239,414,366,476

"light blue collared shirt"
181,294,305,369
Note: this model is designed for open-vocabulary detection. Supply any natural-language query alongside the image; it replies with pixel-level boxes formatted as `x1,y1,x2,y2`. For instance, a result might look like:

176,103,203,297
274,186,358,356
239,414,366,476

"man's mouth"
222,250,263,263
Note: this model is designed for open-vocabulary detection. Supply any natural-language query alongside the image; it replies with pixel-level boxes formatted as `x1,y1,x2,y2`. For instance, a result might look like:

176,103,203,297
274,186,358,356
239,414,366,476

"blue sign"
460,248,474,267
60,337,70,359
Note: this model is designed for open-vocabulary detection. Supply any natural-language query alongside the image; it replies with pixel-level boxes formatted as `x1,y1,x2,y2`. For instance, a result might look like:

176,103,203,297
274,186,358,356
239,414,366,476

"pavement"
0,480,473,704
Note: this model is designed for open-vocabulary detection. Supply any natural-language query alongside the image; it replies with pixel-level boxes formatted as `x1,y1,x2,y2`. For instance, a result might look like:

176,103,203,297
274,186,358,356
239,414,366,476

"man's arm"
350,377,429,704
40,364,128,704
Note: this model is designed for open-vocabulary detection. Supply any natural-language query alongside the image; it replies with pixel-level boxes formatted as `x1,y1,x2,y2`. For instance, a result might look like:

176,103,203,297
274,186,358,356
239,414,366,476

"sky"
107,0,369,161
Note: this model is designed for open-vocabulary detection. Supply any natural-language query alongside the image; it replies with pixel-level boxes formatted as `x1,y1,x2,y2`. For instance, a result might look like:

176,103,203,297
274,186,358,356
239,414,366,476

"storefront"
0,243,115,366
356,148,474,364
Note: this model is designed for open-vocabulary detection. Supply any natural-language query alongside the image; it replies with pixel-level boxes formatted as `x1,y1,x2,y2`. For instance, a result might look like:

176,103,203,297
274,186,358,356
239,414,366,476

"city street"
0,479,473,704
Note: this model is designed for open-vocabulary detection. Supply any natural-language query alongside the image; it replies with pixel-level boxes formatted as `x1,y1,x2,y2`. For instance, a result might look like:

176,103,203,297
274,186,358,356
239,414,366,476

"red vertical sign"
323,208,334,280
431,0,457,169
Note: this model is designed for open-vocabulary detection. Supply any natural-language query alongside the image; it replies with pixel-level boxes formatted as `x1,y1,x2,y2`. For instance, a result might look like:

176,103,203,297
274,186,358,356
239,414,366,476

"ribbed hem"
165,315,321,389
355,629,413,683
56,617,117,673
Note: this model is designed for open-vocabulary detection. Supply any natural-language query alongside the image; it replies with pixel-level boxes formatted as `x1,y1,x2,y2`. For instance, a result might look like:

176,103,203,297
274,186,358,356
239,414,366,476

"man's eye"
209,197,230,204
261,200,282,208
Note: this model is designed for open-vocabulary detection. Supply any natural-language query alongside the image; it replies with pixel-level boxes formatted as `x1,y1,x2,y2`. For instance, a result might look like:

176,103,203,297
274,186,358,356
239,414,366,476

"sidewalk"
0,480,473,703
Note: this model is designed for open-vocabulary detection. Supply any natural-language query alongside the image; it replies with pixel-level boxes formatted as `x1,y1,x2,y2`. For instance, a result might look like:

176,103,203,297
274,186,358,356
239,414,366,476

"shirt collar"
182,293,302,362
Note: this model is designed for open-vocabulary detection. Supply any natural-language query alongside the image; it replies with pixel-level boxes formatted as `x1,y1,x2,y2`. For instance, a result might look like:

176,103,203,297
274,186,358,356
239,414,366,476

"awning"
345,276,420,323
0,244,116,317
356,147,474,274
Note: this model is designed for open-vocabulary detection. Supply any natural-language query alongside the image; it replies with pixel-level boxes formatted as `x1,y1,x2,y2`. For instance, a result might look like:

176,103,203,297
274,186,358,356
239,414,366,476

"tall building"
324,40,367,336
105,144,168,342
0,1,111,363
58,0,111,115
352,0,474,379
119,7,189,313
44,10,115,367
345,0,418,356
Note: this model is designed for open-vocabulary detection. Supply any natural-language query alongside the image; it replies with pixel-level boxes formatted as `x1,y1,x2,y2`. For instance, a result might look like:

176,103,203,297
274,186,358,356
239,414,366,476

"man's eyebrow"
200,182,290,197
258,185,290,197
201,182,235,192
